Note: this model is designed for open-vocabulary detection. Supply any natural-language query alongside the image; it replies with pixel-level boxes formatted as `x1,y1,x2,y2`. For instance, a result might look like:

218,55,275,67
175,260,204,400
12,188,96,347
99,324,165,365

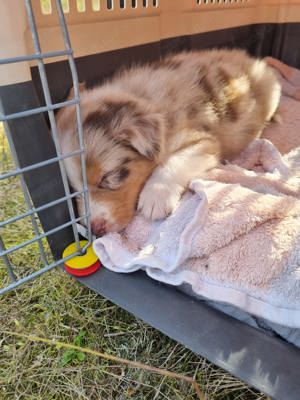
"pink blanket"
93,58,300,328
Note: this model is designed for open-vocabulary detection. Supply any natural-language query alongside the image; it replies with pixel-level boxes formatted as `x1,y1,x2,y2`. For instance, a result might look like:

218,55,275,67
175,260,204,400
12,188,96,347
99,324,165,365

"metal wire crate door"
0,0,91,295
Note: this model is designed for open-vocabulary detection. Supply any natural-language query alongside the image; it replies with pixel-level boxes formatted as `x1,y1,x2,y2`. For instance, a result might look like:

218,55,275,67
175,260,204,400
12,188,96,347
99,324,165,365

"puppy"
57,48,281,236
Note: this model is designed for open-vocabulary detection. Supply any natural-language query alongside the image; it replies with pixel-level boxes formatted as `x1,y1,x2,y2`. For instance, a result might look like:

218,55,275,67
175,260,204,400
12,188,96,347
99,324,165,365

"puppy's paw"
138,180,184,220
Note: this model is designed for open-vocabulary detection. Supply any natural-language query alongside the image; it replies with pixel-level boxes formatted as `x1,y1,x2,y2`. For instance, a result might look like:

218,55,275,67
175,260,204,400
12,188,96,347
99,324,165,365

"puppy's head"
57,87,163,236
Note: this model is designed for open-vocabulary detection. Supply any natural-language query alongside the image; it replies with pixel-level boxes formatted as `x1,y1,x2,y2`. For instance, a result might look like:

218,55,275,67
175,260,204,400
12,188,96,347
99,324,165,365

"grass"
0,123,269,399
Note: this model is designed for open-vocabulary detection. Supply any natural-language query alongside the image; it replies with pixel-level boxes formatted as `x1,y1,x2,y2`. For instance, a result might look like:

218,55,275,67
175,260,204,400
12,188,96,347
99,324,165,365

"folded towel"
93,59,300,328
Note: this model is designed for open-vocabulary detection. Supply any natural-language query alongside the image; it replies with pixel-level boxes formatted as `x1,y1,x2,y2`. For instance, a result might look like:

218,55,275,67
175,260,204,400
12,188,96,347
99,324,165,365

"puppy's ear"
120,112,163,159
109,100,163,160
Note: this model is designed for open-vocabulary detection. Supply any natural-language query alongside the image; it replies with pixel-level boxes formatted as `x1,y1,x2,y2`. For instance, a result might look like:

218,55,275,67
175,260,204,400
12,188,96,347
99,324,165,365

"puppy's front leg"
137,163,184,220
138,139,219,220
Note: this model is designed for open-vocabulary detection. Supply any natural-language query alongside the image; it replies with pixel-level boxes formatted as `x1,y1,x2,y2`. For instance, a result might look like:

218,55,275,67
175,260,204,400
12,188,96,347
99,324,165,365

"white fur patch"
138,171,184,220
138,143,218,220
89,198,113,224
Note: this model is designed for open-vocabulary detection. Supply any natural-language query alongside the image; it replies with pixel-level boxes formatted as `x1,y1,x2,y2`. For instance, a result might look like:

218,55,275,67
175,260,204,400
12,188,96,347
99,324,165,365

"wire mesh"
0,0,92,295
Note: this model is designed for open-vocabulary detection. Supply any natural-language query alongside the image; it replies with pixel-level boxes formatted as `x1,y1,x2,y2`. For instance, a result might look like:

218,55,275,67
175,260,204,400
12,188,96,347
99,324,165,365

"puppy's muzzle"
91,219,107,237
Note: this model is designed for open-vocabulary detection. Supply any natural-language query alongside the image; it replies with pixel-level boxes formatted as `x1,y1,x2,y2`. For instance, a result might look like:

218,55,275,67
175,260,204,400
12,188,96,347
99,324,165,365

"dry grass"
0,123,269,399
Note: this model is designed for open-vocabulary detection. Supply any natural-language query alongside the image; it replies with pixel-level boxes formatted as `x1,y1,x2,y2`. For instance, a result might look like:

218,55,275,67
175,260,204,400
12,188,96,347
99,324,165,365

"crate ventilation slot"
40,0,159,14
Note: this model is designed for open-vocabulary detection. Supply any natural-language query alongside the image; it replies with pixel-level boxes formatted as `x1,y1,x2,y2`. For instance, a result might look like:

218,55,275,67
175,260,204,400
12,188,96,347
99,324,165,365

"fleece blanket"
93,58,300,329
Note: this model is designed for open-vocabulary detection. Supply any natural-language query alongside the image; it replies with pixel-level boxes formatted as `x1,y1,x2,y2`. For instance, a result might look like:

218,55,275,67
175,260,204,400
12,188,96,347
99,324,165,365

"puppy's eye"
98,167,129,190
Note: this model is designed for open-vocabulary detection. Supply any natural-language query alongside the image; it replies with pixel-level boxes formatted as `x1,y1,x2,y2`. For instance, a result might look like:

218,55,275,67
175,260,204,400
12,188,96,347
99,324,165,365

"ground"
0,123,269,399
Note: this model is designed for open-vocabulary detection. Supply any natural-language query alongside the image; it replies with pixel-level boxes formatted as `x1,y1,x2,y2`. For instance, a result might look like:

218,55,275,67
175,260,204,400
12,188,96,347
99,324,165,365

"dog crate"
1,0,300,398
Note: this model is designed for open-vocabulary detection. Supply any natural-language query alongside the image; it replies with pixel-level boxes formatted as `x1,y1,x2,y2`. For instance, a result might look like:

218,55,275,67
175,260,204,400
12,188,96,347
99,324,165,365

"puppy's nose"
91,220,107,237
